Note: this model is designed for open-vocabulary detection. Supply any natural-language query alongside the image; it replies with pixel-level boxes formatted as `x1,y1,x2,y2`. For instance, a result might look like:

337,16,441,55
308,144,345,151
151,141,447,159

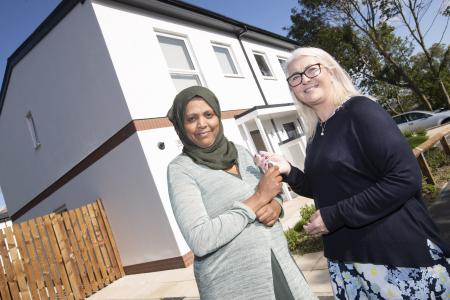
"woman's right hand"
254,151,291,175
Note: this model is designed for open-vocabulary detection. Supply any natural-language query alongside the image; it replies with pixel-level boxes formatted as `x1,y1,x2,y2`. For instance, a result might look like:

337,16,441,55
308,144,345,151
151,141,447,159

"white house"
0,0,307,274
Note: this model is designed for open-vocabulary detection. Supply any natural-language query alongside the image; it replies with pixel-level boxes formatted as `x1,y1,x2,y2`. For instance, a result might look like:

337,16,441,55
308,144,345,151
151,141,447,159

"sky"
0,0,448,210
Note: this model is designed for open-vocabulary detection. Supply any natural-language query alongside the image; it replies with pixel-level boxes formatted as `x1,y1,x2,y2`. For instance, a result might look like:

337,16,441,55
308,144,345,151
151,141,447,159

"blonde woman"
257,47,450,299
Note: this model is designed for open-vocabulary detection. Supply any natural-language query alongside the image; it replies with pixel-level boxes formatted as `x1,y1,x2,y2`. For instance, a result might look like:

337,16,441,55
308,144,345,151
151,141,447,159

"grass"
403,130,428,148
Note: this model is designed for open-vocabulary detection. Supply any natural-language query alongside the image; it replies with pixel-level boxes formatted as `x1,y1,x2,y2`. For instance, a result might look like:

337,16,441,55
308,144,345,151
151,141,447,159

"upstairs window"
212,43,239,76
26,111,41,149
278,57,288,75
253,52,274,78
157,34,202,92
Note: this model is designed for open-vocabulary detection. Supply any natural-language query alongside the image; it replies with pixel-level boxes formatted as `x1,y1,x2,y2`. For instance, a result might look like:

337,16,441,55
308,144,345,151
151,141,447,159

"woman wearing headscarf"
255,47,450,299
166,86,316,300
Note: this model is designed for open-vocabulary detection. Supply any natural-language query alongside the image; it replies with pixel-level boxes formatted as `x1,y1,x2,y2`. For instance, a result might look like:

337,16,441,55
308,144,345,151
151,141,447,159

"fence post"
417,153,436,185
440,136,450,156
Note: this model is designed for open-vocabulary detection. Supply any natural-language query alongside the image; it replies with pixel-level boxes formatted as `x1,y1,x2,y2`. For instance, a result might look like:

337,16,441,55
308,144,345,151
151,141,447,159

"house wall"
91,0,294,120
138,119,246,256
15,133,182,267
0,2,131,215
0,0,299,268
242,40,293,104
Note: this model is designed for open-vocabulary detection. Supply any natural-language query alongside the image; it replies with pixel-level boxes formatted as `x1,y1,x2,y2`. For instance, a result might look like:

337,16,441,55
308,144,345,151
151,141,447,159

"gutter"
236,27,283,142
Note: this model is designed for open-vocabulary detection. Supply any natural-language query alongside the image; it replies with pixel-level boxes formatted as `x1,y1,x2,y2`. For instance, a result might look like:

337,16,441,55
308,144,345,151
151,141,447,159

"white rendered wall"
15,134,181,267
242,40,293,105
0,2,131,215
92,1,294,119
138,119,246,255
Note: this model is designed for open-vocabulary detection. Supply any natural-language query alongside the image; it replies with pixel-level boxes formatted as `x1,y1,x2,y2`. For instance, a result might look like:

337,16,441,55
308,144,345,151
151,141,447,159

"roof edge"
155,0,299,47
234,103,294,119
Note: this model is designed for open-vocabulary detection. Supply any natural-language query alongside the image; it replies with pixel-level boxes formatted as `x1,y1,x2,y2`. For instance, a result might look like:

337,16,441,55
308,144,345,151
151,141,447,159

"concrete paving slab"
294,252,323,272
303,269,333,296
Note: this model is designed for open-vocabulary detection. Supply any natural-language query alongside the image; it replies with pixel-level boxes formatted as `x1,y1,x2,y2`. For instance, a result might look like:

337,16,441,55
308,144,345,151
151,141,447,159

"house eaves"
0,0,300,116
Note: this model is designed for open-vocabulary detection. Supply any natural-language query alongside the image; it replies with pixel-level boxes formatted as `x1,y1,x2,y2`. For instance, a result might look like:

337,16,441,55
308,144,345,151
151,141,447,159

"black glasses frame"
286,63,322,87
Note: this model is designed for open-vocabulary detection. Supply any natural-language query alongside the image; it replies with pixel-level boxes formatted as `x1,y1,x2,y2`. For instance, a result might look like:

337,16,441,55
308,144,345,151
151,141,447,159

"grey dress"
167,144,316,300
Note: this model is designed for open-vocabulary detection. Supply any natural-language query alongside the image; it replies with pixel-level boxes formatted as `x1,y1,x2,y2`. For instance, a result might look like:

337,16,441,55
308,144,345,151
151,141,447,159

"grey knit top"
167,144,316,299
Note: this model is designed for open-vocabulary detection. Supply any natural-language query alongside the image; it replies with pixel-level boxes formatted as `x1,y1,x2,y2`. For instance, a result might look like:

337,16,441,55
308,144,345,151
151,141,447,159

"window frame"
277,56,288,76
25,111,41,149
211,42,242,77
252,51,276,79
282,122,301,142
155,31,204,91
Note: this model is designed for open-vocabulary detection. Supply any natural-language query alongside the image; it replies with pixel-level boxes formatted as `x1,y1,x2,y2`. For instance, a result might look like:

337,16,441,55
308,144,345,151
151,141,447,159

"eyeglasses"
286,63,321,87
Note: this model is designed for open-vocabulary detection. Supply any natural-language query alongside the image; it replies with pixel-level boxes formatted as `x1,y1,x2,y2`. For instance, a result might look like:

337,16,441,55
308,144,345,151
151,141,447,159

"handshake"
253,151,291,175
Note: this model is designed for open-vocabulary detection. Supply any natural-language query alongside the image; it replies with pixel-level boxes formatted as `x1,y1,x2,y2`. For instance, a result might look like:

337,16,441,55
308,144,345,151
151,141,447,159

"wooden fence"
413,127,450,185
0,199,124,300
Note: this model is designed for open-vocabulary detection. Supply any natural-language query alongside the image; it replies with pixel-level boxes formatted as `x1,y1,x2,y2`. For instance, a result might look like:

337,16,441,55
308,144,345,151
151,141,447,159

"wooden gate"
0,199,124,299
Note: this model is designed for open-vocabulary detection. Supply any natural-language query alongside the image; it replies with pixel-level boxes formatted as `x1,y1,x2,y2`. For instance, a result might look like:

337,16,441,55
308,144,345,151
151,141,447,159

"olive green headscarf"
167,86,238,170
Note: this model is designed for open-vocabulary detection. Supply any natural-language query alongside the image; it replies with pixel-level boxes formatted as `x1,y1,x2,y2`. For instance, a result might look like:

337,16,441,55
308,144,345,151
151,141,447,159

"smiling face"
183,97,220,148
288,56,335,108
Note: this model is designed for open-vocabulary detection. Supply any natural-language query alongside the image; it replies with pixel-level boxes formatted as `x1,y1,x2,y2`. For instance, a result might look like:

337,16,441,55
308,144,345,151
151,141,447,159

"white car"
393,110,450,133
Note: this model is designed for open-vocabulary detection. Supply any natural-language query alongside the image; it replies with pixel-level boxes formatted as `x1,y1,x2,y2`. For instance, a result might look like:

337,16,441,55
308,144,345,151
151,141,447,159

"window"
407,112,431,121
278,57,288,75
393,115,409,125
26,111,41,149
253,52,274,78
283,122,300,140
212,44,239,75
157,34,202,92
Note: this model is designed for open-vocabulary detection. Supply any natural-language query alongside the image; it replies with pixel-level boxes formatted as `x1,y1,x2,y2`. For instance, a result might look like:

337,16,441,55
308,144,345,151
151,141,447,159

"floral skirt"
329,240,450,299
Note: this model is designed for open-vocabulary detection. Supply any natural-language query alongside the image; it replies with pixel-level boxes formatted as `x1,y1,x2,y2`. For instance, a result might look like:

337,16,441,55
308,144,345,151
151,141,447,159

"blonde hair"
286,47,360,142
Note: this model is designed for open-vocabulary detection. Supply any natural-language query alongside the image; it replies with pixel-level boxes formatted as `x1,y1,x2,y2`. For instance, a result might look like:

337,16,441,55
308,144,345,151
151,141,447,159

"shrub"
294,204,317,232
407,135,429,148
297,231,324,255
422,176,437,195
422,176,439,203
424,147,450,170
403,130,414,138
403,130,429,148
416,129,427,136
289,204,324,254
284,228,299,252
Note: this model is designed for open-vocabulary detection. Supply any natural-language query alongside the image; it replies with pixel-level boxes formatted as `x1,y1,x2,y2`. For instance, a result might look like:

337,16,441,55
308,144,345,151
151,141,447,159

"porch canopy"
234,103,307,201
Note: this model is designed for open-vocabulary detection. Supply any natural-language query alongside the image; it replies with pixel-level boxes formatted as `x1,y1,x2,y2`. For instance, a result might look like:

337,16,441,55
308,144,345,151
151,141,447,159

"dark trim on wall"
124,251,194,274
10,109,246,221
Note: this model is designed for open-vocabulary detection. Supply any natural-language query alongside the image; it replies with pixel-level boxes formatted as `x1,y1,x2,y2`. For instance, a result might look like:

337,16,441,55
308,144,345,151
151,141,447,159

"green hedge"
284,204,324,254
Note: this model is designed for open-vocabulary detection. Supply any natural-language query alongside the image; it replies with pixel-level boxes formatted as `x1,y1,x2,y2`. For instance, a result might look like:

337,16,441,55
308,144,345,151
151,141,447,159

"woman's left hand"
303,210,329,236
256,200,282,226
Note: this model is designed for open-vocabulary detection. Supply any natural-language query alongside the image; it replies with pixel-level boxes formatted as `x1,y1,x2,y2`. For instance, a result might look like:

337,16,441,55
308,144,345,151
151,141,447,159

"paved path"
87,196,334,299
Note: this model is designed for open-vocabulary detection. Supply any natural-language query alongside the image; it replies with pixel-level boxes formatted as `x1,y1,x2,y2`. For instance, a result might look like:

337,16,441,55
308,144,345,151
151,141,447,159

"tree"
380,0,450,106
286,0,450,110
409,43,450,109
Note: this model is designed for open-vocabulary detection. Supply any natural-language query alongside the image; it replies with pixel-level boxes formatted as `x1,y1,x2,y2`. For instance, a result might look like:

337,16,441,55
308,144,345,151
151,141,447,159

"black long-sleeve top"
284,96,449,267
